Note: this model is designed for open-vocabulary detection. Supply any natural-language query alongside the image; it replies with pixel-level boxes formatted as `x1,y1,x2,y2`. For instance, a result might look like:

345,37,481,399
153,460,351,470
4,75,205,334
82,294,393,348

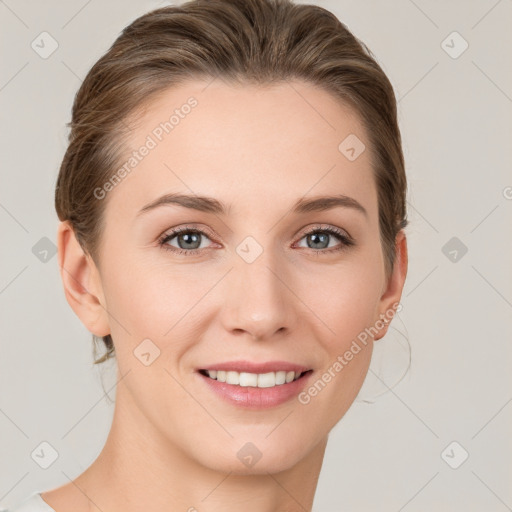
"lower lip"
198,371,313,409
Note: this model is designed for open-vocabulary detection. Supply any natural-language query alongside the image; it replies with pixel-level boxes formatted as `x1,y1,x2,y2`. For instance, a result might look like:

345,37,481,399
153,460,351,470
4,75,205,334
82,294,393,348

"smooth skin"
45,79,407,512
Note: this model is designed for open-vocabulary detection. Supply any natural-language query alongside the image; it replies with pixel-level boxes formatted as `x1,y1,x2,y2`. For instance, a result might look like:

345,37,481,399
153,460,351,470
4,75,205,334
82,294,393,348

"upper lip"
199,360,311,374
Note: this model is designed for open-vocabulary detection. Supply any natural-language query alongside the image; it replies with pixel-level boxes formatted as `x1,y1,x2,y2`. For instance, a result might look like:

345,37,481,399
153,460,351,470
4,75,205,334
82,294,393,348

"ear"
57,220,111,337
374,229,408,340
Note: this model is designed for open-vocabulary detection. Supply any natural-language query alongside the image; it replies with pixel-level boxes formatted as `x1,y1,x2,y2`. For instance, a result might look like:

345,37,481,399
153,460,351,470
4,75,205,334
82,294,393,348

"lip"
199,360,311,374
197,360,314,409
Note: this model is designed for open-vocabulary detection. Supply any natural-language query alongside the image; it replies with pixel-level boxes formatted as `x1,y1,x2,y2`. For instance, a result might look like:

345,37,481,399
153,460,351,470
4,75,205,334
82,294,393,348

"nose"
219,249,299,341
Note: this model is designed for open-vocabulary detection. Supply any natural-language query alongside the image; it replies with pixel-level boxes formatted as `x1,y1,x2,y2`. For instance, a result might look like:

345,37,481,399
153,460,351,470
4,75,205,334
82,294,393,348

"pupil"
180,233,200,249
309,233,328,249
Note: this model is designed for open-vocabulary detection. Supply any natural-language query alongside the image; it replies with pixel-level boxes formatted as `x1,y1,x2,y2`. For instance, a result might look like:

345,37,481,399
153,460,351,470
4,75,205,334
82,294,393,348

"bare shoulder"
40,482,90,512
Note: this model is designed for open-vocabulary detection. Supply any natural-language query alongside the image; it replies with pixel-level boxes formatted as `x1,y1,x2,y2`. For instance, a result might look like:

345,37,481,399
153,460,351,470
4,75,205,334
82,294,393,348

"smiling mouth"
198,369,313,388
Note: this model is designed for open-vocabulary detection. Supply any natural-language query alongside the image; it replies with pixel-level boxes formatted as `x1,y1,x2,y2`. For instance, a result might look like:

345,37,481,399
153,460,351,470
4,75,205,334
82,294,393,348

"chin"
191,432,317,476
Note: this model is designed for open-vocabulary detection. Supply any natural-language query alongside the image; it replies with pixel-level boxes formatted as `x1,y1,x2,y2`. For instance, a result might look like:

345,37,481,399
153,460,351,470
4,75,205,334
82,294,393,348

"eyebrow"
137,192,368,218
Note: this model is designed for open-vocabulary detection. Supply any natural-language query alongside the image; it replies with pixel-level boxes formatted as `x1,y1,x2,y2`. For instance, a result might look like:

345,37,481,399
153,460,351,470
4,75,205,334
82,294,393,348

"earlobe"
375,230,408,340
57,220,111,337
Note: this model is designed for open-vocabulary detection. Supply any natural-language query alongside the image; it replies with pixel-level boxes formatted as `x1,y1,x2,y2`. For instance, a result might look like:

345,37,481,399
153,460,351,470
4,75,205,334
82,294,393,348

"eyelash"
157,224,355,257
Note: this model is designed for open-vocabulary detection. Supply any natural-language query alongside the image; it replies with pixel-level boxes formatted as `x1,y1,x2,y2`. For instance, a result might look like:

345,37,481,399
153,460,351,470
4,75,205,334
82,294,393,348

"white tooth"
257,372,276,388
226,371,240,385
275,371,286,385
207,369,304,387
239,372,258,387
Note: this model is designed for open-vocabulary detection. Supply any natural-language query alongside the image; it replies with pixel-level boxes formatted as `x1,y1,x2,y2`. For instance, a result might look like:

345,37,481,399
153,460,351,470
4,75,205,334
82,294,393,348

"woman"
10,0,408,510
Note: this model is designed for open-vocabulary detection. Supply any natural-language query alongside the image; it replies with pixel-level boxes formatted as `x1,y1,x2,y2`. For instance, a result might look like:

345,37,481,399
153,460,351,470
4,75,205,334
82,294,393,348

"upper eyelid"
301,224,350,237
159,224,214,240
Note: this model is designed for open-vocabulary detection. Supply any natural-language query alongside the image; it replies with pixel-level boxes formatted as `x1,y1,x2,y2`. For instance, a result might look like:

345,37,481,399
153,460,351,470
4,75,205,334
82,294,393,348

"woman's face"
81,79,406,474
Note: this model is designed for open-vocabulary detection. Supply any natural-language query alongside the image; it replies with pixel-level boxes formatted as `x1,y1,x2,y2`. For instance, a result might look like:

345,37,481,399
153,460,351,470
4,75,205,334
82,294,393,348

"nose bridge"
221,241,296,339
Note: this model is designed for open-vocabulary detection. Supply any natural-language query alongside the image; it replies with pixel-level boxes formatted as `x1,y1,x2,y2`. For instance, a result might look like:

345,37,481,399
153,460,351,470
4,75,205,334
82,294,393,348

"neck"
72,382,328,512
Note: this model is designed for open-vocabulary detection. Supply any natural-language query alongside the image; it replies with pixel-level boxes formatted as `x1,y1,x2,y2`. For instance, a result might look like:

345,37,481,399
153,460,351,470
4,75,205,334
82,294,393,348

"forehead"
107,78,378,221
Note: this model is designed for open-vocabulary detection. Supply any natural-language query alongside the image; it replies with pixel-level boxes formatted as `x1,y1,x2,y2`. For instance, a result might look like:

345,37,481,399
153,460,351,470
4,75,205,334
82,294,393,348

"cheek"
297,255,382,408
306,342,373,437
302,258,383,345
297,269,378,431
100,254,213,358
104,241,384,354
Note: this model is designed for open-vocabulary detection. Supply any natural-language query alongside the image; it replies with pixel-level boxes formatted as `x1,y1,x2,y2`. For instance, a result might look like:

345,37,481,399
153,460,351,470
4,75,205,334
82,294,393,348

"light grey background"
1,0,511,510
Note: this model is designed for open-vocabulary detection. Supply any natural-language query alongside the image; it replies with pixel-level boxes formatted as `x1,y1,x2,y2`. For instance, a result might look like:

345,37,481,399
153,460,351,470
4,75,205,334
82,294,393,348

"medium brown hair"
55,0,408,365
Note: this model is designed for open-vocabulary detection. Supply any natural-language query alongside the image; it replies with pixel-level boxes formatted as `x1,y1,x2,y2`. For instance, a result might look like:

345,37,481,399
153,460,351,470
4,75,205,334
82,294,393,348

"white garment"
3,492,56,512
